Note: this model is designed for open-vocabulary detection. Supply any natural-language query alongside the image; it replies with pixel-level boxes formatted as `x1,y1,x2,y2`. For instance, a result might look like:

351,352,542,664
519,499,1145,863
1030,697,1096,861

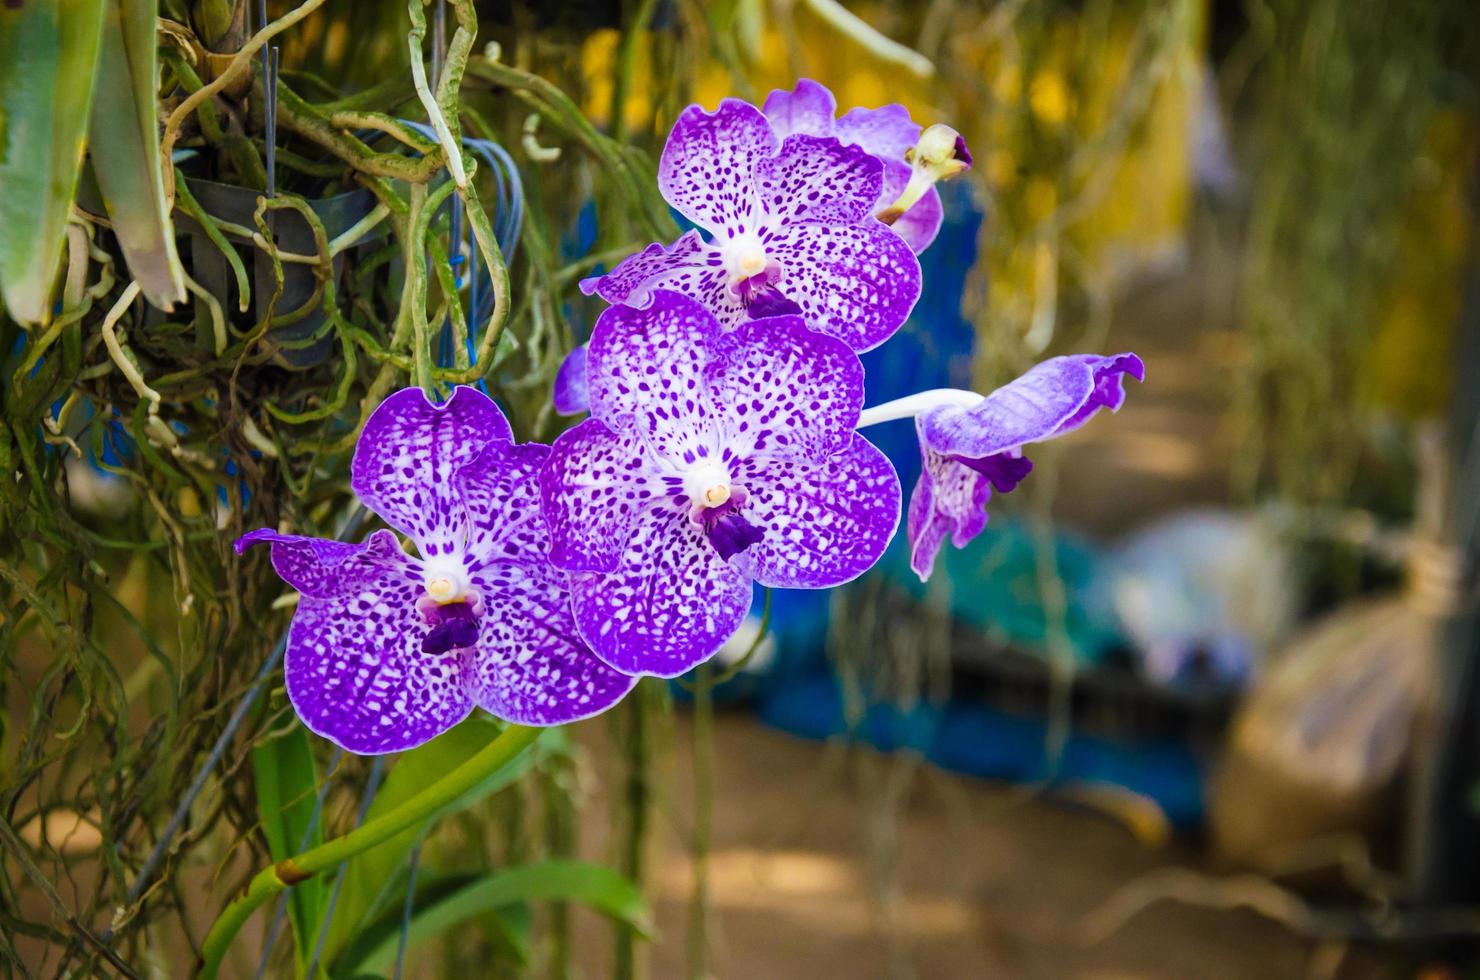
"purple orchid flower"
540,290,902,678
579,98,922,353
856,353,1145,580
236,387,635,754
764,78,947,255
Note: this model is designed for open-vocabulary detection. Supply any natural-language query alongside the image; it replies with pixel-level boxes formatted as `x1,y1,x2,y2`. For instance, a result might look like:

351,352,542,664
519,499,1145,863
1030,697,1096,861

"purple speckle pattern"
567,503,754,677
540,291,901,676
764,81,943,254
582,95,919,352
553,343,591,416
705,316,864,462
351,386,512,557
238,385,632,754
233,527,407,599
731,435,901,589
907,354,1145,580
764,220,920,353
285,561,475,755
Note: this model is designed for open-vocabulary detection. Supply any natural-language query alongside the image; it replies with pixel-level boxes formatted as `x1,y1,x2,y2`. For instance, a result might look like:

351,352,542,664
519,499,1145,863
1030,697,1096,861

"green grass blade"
334,861,653,977
251,724,327,971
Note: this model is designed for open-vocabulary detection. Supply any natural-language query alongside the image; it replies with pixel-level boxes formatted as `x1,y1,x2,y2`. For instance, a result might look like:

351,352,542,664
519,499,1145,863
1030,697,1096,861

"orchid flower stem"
197,724,541,978
855,389,982,429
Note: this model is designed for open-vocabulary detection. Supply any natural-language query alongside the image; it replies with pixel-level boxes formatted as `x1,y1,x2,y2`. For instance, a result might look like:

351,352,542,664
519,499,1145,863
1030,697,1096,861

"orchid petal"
835,104,921,161
541,418,661,574
456,441,552,569
586,290,724,465
880,158,943,254
762,79,838,140
553,343,590,416
577,229,719,307
756,134,882,227
235,528,410,599
469,561,636,724
285,566,474,755
350,386,513,557
659,99,777,238
732,434,900,589
705,315,864,463
766,220,921,352
568,503,752,677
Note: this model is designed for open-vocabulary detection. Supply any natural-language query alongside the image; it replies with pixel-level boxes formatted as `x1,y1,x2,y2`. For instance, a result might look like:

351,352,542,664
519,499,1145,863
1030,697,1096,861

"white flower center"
421,557,471,605
684,461,733,510
721,233,771,283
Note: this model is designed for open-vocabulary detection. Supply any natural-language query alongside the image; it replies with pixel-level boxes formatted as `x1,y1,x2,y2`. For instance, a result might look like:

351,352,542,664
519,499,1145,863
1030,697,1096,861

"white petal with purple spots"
468,561,635,724
731,435,900,589
234,528,409,599
351,386,513,558
704,316,863,463
285,562,474,755
540,418,661,574
568,502,752,677
766,219,921,352
755,134,881,227
586,291,724,466
658,99,777,238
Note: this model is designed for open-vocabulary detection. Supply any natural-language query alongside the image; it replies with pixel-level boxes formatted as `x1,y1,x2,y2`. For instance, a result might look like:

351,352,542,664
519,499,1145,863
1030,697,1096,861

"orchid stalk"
198,722,541,978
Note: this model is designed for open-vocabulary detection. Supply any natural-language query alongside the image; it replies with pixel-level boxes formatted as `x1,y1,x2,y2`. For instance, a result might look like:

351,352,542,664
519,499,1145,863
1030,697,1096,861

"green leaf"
316,716,560,968
0,0,107,324
251,724,326,971
88,0,187,310
334,862,652,977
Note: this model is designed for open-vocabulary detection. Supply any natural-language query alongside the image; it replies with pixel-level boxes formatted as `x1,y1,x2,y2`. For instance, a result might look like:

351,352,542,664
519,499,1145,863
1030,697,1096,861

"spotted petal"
469,561,635,724
285,564,474,755
906,444,1031,580
351,386,514,556
920,353,1144,458
731,434,900,589
457,441,552,568
577,229,722,309
762,79,837,140
659,99,777,238
541,418,661,574
586,290,724,466
234,528,409,599
568,502,752,677
705,315,864,463
553,344,590,416
755,134,881,227
836,104,920,162
767,220,921,352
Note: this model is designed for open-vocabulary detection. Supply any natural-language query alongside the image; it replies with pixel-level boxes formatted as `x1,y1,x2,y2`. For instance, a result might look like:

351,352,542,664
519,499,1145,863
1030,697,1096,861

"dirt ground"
572,712,1397,980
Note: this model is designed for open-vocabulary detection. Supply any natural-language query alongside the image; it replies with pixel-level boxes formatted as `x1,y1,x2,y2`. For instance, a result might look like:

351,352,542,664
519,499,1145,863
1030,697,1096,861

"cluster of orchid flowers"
239,80,1142,755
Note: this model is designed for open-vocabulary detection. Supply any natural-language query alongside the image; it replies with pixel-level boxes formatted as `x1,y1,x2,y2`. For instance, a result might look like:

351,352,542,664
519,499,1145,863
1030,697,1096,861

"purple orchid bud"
856,353,1144,581
540,291,901,678
579,97,921,353
236,386,635,755
763,79,946,254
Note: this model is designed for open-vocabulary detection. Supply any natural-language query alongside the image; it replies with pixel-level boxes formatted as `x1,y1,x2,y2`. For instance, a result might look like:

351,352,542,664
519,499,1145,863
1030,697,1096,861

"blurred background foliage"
1,0,1478,976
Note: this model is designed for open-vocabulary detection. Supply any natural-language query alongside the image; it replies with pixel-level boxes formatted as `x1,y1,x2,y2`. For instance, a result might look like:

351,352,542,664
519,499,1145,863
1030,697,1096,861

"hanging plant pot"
174,177,388,368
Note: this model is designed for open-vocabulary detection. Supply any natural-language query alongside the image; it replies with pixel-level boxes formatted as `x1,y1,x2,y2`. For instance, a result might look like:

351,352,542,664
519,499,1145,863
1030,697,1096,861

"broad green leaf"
88,0,186,310
316,716,561,968
334,862,652,977
251,724,326,971
0,0,107,324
